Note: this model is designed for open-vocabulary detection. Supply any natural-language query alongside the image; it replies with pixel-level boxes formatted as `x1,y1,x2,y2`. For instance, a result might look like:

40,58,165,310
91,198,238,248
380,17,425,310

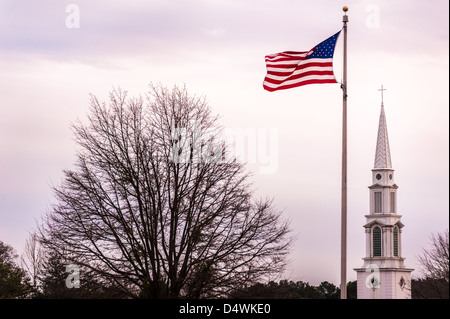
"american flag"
263,31,341,92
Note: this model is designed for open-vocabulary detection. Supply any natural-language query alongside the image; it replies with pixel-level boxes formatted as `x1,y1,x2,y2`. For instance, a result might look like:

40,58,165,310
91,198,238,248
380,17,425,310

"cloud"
204,28,227,38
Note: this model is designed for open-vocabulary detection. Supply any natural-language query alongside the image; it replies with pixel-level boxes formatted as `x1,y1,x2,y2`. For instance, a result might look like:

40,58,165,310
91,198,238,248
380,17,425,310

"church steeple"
371,86,395,187
374,104,392,169
354,86,413,299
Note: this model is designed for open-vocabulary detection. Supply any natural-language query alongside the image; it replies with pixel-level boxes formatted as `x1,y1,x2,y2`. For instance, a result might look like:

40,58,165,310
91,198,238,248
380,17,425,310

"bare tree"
414,229,449,299
418,229,449,282
21,233,44,290
38,84,292,298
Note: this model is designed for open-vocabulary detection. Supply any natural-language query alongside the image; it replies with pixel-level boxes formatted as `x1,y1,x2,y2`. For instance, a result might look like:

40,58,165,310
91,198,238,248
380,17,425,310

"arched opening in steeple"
372,226,382,257
393,226,399,257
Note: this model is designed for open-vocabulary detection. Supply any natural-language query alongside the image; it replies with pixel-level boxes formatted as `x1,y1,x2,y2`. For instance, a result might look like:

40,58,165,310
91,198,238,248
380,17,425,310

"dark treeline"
230,280,356,299
2,238,446,300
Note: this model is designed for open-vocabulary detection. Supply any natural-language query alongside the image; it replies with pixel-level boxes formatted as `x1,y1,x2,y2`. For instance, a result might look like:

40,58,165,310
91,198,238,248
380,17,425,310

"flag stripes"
263,31,341,92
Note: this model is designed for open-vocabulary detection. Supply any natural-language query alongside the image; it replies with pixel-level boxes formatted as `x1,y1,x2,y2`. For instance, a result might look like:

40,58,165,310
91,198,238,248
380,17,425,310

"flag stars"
306,31,340,59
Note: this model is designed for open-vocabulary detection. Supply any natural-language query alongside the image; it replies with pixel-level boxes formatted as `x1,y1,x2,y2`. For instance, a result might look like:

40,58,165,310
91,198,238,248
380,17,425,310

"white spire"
374,103,392,169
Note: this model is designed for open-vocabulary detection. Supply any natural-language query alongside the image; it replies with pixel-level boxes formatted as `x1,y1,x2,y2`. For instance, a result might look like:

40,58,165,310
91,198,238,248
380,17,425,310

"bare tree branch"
418,228,449,283
20,233,44,289
38,83,293,298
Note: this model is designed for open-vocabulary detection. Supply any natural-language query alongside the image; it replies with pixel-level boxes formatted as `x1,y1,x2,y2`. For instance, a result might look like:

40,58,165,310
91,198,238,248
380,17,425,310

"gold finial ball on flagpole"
343,6,348,12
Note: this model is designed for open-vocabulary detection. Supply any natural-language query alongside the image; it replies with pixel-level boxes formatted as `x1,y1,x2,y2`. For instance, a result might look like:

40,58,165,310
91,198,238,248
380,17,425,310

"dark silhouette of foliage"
229,279,354,299
0,241,31,299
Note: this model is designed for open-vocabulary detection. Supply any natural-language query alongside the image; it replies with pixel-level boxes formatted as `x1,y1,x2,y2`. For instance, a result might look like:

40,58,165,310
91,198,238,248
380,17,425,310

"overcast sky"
0,0,448,286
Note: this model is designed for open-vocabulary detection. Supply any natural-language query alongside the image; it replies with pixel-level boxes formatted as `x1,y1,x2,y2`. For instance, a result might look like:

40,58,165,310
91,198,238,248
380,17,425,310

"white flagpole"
340,6,349,299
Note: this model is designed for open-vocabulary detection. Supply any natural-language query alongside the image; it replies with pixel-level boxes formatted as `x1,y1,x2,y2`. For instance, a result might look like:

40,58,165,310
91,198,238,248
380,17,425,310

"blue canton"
306,31,341,59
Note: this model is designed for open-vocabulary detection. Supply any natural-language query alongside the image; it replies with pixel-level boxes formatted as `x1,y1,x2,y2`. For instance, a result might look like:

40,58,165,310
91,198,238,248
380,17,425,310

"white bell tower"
354,86,413,299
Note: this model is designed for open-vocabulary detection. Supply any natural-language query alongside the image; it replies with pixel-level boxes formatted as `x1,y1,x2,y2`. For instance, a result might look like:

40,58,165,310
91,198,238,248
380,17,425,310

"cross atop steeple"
378,85,387,105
